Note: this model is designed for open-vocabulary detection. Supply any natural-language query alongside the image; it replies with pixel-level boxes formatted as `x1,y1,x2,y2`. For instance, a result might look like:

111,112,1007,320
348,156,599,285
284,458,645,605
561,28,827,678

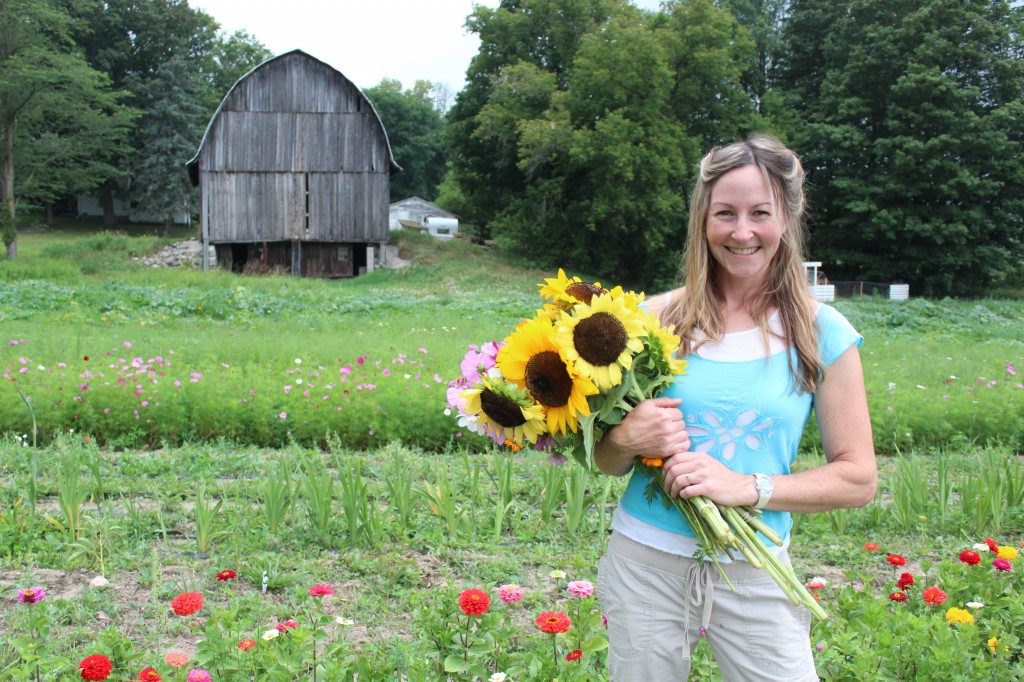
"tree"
777,0,1024,296
364,79,446,201
70,0,220,225
131,54,205,234
715,0,790,114
0,0,133,257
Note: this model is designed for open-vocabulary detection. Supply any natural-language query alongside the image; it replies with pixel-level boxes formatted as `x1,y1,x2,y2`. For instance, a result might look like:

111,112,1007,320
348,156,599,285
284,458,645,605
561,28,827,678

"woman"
594,134,877,681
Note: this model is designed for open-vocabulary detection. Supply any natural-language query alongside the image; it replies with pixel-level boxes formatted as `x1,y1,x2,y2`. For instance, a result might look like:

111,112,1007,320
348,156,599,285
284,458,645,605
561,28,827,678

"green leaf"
443,654,473,673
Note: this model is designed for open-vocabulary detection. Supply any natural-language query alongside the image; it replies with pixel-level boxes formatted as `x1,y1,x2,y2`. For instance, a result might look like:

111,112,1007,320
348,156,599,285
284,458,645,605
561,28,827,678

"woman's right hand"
595,397,691,476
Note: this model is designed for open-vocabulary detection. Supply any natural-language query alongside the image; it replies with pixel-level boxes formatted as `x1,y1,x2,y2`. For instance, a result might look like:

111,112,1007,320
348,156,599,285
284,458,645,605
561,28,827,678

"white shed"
388,197,456,232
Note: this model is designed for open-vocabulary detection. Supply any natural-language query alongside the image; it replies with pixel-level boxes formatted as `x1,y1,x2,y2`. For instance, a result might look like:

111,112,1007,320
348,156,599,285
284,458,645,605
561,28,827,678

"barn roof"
186,49,402,186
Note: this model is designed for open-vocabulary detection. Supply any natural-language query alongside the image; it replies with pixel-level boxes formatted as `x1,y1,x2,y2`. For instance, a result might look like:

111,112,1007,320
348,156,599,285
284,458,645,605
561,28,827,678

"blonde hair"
662,133,823,393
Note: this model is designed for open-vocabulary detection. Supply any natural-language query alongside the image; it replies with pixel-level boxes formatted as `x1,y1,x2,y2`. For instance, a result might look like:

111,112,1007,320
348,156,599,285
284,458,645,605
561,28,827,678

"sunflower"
556,294,647,391
641,311,688,376
461,377,548,444
498,316,598,435
606,285,646,311
538,269,607,311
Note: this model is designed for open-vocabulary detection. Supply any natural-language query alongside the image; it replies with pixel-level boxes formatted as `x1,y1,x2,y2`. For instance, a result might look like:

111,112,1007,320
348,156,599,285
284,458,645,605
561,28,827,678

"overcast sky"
191,0,665,93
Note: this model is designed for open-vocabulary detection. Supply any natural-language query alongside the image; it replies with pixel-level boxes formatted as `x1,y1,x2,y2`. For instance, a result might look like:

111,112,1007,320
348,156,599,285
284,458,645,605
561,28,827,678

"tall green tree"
777,0,1024,296
70,0,219,225
442,0,755,288
0,0,133,257
364,79,446,202
442,0,624,229
131,54,205,234
715,0,789,114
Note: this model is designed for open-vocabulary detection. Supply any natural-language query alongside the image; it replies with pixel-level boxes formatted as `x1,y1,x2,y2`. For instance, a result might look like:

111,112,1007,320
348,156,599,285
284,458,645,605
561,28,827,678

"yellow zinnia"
555,293,646,391
996,546,1018,562
538,269,607,311
945,607,975,626
461,377,548,445
498,316,597,435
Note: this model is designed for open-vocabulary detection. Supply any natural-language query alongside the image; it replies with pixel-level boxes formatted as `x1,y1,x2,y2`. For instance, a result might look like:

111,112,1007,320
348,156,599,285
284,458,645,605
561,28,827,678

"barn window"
338,246,351,261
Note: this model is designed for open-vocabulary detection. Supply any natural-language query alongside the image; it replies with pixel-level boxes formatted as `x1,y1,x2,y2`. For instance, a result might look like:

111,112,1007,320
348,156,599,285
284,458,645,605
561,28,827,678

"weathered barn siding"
188,50,399,276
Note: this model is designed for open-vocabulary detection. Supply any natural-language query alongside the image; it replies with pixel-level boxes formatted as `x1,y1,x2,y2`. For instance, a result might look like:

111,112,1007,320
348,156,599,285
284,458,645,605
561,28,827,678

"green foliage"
776,0,1024,296
364,79,446,201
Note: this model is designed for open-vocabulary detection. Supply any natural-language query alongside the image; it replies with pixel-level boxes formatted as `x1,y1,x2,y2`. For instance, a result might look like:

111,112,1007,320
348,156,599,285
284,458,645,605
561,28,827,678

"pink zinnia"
567,580,595,598
17,586,46,604
276,619,299,632
497,584,524,604
308,583,334,598
186,670,211,682
993,558,1012,572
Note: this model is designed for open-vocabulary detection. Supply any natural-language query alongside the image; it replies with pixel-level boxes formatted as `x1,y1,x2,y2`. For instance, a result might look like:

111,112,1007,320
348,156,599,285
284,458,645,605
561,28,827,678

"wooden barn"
187,50,401,277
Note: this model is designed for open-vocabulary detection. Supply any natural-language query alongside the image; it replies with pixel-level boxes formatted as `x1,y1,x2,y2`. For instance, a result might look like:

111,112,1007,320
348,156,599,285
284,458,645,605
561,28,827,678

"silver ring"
685,473,693,486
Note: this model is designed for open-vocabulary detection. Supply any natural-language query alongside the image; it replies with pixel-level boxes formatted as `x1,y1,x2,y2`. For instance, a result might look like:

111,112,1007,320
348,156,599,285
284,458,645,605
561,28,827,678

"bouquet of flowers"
446,270,826,619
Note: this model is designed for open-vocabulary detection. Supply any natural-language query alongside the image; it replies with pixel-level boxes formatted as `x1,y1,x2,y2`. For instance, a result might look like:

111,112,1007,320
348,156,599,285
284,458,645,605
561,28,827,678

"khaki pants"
597,532,818,681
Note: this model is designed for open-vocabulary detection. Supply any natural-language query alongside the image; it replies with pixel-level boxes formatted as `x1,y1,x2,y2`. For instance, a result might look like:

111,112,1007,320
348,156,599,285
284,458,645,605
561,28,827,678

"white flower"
294,358,302,364
549,569,566,580
887,382,896,392
973,543,990,552
966,601,984,609
89,575,110,588
262,629,280,640
295,378,303,385
489,674,508,682
443,408,452,416
335,616,354,626
37,365,46,371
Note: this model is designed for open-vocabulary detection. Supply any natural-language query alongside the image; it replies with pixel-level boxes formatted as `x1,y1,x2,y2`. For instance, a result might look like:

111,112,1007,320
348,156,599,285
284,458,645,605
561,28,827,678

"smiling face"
705,164,785,295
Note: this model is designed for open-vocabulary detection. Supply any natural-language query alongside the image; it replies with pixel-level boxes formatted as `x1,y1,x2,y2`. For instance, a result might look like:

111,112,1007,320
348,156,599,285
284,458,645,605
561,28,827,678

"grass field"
0,225,1022,680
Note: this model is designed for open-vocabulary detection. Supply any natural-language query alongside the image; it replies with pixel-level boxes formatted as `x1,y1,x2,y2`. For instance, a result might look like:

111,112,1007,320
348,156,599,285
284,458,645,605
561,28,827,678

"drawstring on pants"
681,558,715,657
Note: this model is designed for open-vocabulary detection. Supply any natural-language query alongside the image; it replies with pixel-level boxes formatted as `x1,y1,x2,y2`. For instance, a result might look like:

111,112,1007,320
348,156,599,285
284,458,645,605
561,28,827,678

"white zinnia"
262,629,280,640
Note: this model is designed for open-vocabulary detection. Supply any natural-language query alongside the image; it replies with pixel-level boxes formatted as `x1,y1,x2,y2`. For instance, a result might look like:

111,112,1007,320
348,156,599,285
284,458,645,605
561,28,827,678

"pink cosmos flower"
459,342,502,384
382,368,391,377
278,412,287,421
123,340,132,348
497,584,524,604
308,583,334,598
567,580,595,598
174,379,182,388
1007,363,1017,376
190,372,203,382
283,385,292,394
993,558,1012,572
356,355,367,365
419,346,428,354
433,373,444,383
17,586,46,604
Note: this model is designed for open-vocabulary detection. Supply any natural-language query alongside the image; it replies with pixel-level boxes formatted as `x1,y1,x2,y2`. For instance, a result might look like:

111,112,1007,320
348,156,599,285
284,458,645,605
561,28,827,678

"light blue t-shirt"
613,304,862,558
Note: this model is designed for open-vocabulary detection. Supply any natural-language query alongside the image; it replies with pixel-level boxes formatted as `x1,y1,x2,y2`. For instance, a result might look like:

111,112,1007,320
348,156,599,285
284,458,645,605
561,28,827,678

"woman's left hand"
662,452,758,507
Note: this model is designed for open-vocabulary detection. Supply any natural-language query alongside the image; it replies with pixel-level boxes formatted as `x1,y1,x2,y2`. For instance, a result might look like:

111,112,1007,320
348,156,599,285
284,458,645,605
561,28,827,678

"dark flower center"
525,351,573,407
565,282,606,305
480,388,528,428
573,312,628,366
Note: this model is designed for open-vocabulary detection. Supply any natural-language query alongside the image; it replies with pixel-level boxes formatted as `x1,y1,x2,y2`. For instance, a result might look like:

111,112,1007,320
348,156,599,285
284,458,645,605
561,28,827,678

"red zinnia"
863,543,879,552
216,569,237,581
959,550,981,566
896,572,914,590
170,591,203,616
237,639,256,651
79,654,114,680
888,591,908,603
885,554,906,567
458,588,490,616
985,537,999,553
308,583,335,598
535,610,572,634
922,586,948,605
565,649,583,661
138,668,162,682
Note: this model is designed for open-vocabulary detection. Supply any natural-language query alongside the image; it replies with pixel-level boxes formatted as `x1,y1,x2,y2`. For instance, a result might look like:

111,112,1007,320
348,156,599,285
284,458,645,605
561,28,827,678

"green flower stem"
736,506,783,546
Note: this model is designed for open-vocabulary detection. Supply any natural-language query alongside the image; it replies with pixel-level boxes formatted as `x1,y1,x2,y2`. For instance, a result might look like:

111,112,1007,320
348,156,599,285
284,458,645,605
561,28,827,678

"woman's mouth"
726,246,760,255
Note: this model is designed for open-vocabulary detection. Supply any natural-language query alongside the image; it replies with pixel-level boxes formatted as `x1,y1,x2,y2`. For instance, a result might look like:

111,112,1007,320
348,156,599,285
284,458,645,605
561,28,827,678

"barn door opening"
230,244,248,273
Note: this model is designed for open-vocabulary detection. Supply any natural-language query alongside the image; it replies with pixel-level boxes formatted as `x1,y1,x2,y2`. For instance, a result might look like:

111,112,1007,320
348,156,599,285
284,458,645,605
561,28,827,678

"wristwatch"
752,473,774,509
